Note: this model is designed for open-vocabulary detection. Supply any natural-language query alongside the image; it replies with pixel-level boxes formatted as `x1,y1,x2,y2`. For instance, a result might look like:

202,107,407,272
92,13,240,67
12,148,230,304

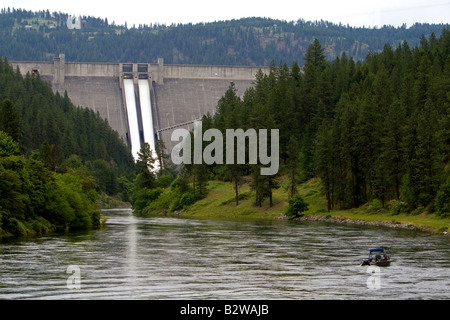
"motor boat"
361,248,392,266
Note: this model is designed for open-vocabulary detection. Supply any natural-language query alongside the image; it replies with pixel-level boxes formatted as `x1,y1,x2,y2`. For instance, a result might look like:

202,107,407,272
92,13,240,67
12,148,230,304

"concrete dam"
11,54,269,160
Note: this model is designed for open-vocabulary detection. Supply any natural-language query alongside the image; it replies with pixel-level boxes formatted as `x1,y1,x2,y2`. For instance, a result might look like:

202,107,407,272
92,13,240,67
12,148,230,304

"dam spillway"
122,78,142,160
10,55,269,159
138,78,156,156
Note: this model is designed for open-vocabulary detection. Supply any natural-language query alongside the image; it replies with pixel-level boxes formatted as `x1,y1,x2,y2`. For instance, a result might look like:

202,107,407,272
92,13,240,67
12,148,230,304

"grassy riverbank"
173,178,450,235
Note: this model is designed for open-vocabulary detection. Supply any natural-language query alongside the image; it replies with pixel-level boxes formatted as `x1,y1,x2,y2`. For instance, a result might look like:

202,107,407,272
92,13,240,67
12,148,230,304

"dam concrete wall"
10,55,269,157
153,78,256,151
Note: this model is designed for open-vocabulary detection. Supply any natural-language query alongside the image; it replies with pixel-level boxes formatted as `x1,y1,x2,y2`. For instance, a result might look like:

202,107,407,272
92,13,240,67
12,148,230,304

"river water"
0,208,448,300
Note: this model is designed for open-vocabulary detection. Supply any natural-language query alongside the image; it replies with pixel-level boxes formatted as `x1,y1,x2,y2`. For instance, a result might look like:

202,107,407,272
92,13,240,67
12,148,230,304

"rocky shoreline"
277,214,449,236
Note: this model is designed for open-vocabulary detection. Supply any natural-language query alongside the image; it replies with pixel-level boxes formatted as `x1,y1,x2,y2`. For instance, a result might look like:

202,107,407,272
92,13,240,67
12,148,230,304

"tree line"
0,131,100,236
131,30,449,218
0,57,136,236
0,9,447,66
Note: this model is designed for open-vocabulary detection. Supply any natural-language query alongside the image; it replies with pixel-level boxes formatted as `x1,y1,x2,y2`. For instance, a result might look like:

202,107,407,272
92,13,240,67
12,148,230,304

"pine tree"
135,143,156,189
214,82,245,205
248,101,279,208
286,135,300,200
155,139,168,176
381,98,406,200
314,120,335,211
0,99,21,142
305,38,326,69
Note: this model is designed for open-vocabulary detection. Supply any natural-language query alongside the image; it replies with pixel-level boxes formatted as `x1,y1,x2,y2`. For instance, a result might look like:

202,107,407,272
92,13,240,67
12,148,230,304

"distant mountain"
0,8,448,65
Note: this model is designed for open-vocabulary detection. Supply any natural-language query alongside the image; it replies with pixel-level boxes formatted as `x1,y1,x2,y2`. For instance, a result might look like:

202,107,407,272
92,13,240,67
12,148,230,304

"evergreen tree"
135,143,156,189
0,98,21,142
248,101,279,208
286,136,300,200
214,82,245,205
314,120,335,211
305,38,326,69
285,195,309,218
155,139,168,177
0,130,20,157
381,98,406,200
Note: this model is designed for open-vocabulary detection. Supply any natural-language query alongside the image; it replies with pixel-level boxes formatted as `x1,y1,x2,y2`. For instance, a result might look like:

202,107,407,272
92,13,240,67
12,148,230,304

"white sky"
2,0,449,28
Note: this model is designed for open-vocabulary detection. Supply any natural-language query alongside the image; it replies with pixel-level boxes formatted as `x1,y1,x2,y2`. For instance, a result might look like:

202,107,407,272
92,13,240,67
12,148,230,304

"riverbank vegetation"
134,173,450,233
0,131,98,236
0,58,136,237
131,30,450,234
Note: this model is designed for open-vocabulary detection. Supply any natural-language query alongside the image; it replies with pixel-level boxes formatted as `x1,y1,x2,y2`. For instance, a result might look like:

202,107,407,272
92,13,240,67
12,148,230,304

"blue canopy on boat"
370,248,384,253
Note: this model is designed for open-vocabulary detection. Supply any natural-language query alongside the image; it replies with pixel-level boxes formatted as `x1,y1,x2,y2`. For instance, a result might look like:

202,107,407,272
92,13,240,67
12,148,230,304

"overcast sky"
2,0,449,28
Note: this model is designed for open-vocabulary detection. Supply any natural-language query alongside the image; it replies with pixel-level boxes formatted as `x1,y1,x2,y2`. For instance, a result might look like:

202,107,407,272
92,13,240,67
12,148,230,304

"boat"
360,248,392,266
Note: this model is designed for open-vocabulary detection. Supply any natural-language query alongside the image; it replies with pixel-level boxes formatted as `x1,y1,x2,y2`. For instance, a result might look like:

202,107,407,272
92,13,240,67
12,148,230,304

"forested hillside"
0,8,447,66
0,57,135,236
131,30,450,219
0,58,135,175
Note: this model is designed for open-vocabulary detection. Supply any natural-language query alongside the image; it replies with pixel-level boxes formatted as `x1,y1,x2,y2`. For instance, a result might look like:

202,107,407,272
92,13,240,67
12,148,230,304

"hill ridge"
0,8,448,65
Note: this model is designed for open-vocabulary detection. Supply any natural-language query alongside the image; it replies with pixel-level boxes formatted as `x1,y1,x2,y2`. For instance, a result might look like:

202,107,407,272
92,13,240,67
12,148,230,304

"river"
0,208,449,300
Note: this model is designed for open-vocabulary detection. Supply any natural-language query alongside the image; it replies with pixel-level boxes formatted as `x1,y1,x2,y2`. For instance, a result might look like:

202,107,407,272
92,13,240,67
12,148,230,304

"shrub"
389,200,408,215
30,216,53,234
147,191,173,212
170,177,181,190
171,192,195,211
5,217,28,236
366,199,383,211
411,206,425,216
285,195,309,218
132,187,164,212
170,176,188,192
180,192,195,207
156,175,172,188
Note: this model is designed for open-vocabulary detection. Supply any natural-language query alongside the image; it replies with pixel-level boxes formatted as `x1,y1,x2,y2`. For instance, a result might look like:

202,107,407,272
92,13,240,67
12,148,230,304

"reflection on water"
0,208,449,300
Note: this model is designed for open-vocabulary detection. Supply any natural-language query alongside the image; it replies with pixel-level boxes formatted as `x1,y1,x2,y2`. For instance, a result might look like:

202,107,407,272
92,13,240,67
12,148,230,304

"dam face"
11,54,268,159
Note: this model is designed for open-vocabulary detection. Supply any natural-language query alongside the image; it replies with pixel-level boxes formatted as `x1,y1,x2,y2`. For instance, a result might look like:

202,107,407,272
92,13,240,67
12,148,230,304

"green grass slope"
173,177,449,234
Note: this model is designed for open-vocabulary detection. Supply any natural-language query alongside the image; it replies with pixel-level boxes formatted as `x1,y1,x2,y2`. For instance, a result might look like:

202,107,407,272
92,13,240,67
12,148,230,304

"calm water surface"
0,208,449,300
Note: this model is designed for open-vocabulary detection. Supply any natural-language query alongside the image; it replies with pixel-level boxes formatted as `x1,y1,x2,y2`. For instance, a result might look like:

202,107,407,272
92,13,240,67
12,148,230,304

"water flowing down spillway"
138,79,156,155
123,79,141,160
